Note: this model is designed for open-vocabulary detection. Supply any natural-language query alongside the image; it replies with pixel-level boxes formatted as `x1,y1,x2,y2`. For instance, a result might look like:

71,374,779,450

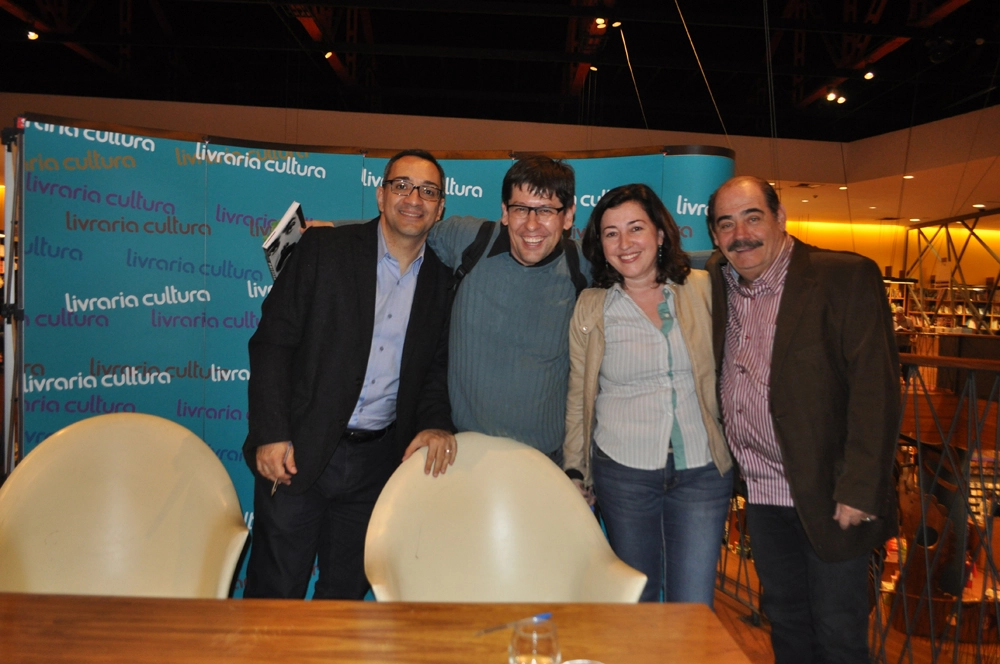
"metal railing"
716,351,1000,663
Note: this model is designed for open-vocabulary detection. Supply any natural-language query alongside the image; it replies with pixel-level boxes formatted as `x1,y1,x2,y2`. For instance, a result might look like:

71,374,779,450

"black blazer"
243,219,454,494
708,238,900,562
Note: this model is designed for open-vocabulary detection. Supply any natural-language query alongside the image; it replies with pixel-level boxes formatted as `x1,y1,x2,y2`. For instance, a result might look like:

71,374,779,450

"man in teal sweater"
427,156,588,462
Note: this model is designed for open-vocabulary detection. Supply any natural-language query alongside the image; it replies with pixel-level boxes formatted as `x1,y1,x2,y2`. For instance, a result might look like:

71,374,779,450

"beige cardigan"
562,269,732,486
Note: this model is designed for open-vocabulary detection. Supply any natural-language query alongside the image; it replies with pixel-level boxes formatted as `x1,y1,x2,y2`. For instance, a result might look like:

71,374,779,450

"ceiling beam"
0,0,118,72
21,34,913,81
173,0,991,42
797,0,974,108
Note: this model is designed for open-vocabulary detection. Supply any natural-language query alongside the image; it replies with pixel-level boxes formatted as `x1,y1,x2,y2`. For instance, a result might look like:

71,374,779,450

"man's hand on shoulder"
403,429,457,477
256,441,296,485
833,502,877,530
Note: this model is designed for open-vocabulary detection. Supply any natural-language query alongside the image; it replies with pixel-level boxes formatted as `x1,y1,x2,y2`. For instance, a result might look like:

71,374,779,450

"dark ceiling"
3,0,999,143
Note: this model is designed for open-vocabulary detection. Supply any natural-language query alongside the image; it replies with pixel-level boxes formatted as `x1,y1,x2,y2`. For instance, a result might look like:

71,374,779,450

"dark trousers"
747,504,872,664
243,427,397,599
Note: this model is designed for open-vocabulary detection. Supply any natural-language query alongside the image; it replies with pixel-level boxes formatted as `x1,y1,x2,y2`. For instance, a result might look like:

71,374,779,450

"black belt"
341,426,389,443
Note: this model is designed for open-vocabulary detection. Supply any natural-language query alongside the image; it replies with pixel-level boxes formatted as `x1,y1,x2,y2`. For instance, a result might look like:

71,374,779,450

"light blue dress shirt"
348,223,424,430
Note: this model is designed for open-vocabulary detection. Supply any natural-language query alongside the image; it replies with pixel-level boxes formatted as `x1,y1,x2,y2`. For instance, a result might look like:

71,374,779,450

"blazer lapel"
706,250,729,369
771,239,816,381
351,219,381,347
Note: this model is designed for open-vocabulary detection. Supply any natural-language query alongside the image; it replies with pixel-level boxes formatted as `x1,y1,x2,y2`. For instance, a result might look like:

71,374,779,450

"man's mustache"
726,239,764,253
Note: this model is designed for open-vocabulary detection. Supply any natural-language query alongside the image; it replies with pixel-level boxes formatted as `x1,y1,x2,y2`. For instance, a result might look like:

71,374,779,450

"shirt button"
388,313,393,319
379,346,384,351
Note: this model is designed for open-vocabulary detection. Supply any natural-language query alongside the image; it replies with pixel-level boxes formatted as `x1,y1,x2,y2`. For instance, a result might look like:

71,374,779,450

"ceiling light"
864,71,874,80
801,199,808,203
27,31,39,40
324,51,333,59
903,175,914,180
839,186,848,190
910,218,920,222
611,21,622,28
973,204,986,208
826,92,837,101
768,182,775,186
837,96,847,104
596,18,606,25
589,66,598,71
869,206,877,210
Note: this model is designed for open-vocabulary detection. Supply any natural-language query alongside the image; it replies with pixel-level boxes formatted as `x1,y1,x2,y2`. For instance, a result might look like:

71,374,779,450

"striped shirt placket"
658,289,686,468
720,235,795,506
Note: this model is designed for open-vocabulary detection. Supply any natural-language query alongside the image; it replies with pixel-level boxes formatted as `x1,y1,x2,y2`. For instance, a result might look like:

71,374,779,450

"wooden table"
0,593,751,663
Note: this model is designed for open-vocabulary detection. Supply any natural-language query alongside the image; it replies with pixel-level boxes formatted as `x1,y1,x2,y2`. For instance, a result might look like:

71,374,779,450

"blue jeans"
746,504,871,664
592,445,733,605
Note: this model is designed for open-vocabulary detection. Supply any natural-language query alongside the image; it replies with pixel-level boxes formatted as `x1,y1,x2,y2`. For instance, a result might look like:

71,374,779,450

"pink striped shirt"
720,235,795,506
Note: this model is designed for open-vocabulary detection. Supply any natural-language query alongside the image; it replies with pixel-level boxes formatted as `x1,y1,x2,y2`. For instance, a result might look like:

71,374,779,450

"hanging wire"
949,49,1000,215
672,0,733,150
839,143,857,254
761,0,780,185
619,29,649,130
888,79,919,278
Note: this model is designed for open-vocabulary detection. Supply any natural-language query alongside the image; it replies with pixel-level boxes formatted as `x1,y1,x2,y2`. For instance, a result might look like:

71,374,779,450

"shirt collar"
607,280,672,301
377,221,425,275
724,234,793,297
487,224,565,267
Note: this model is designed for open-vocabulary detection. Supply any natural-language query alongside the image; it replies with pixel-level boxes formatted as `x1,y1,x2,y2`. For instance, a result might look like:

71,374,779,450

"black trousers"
747,504,872,664
243,427,397,599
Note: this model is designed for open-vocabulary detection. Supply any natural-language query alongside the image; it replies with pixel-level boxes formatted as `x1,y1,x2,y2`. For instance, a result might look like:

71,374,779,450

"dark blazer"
243,219,455,494
707,238,900,562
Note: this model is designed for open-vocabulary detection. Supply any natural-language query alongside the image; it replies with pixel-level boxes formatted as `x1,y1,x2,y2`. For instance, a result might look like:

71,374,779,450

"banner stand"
2,124,24,483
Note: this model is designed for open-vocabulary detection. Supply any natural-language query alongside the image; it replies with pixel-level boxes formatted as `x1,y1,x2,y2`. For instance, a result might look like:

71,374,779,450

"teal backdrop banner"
18,117,733,597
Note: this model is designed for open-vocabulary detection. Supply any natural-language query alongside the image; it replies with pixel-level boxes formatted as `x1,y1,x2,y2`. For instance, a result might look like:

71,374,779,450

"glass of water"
508,617,561,664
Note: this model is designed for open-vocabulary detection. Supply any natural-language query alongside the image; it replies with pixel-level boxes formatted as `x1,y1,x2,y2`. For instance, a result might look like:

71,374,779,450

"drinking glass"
508,617,561,664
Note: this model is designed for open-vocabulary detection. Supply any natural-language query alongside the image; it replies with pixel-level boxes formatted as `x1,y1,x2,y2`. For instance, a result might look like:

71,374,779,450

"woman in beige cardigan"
563,184,732,605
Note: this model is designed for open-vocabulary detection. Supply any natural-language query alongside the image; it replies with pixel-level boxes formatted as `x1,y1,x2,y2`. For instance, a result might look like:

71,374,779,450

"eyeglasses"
506,204,566,221
384,178,443,202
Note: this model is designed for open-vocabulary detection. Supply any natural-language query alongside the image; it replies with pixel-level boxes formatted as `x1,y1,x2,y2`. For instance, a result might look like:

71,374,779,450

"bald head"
706,176,788,283
706,176,780,232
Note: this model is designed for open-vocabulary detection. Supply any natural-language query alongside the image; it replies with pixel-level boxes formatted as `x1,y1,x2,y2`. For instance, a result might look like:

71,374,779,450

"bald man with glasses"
243,149,457,599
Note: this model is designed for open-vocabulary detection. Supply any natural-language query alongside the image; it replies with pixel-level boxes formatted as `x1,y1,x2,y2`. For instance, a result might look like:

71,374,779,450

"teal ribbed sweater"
428,216,588,453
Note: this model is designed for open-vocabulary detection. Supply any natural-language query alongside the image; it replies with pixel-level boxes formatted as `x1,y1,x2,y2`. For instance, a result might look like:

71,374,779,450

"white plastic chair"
364,432,646,602
0,413,249,598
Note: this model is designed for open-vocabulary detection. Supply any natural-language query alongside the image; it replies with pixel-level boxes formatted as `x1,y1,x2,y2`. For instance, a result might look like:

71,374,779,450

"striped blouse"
593,283,713,471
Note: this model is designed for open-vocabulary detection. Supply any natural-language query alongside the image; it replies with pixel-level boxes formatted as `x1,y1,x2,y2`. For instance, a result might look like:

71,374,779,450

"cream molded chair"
365,432,646,602
0,413,249,598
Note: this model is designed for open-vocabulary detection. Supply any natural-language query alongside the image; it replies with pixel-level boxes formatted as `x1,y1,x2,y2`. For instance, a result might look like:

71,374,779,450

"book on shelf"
263,201,306,280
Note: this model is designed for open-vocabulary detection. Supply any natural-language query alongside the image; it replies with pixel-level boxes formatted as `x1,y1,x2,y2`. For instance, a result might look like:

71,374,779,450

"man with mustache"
705,176,899,663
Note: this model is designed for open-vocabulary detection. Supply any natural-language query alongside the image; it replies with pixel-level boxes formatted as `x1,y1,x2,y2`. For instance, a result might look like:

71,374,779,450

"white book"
262,201,306,280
